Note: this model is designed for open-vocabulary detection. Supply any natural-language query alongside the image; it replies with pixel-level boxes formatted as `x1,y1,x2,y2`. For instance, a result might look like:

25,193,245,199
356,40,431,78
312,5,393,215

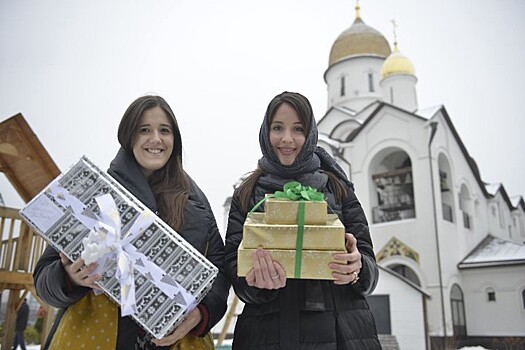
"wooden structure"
0,113,60,348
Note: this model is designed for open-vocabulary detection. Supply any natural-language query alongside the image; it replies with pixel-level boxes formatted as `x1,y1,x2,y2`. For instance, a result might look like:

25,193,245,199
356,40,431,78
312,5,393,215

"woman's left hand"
151,307,202,347
330,233,362,285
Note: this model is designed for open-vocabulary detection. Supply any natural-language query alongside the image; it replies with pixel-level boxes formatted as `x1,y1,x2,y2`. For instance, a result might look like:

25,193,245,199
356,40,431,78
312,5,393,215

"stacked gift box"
238,188,347,280
20,156,218,339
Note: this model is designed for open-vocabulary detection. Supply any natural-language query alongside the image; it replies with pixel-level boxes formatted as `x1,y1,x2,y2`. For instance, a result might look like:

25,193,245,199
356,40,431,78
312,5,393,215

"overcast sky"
1,0,524,232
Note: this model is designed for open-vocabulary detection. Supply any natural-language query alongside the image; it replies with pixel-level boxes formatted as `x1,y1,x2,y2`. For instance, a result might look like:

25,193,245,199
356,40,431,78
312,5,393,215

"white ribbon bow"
48,183,197,316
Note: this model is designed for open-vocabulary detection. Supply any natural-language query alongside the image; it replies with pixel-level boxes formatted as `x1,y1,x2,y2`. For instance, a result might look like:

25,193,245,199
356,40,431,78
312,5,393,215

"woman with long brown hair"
225,91,381,349
34,95,229,349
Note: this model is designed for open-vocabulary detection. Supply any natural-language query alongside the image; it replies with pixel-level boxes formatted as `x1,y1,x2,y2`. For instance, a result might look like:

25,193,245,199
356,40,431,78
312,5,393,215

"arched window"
459,184,473,229
390,264,420,286
450,284,466,336
486,287,496,302
522,289,525,309
438,154,454,223
370,149,415,223
340,76,346,97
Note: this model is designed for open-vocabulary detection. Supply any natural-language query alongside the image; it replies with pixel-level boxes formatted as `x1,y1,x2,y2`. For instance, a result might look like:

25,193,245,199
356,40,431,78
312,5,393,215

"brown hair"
118,95,190,230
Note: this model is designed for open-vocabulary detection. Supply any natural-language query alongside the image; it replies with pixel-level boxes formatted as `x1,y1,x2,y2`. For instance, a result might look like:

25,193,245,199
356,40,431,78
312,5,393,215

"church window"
340,76,345,97
368,72,375,92
438,154,455,223
522,289,525,309
486,287,496,302
450,284,466,336
390,264,420,286
370,150,415,223
459,185,472,230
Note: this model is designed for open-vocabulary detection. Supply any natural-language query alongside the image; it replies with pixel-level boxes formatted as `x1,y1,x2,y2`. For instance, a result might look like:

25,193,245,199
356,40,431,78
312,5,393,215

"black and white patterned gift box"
20,156,218,339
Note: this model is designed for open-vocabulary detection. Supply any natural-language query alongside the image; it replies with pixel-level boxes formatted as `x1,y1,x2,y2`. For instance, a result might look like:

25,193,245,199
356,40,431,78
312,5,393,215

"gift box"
20,156,218,339
242,212,345,251
238,181,346,280
237,242,346,280
264,196,328,225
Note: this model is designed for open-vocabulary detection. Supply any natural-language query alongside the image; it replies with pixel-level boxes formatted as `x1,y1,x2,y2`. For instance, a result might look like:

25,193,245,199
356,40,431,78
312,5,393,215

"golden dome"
329,6,391,66
380,43,416,78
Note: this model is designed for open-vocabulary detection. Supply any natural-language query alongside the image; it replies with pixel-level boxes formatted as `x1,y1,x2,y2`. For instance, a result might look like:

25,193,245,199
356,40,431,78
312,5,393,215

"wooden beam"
0,271,34,285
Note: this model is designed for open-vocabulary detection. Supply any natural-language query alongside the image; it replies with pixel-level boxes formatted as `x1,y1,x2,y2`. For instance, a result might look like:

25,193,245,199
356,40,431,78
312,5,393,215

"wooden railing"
0,205,53,348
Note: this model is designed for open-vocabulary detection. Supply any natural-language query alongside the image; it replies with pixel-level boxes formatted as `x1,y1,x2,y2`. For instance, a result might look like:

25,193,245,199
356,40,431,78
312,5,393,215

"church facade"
317,4,525,349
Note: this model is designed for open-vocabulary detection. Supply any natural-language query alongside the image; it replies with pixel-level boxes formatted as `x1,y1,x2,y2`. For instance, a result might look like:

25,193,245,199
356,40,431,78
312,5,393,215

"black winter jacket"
33,149,229,349
225,172,382,350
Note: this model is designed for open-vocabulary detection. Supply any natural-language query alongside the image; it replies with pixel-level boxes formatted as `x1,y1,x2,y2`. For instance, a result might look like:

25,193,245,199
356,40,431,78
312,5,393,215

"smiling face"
269,102,306,166
132,106,174,178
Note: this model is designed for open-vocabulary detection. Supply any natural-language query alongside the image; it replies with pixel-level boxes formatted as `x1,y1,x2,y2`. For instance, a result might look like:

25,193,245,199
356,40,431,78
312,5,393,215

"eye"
138,126,150,134
294,126,305,133
160,127,172,134
271,124,283,132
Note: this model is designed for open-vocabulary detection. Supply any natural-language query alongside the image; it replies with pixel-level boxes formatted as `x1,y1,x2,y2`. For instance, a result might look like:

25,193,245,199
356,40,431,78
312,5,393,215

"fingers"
152,307,202,347
345,233,357,253
331,232,361,285
60,254,100,287
247,248,286,289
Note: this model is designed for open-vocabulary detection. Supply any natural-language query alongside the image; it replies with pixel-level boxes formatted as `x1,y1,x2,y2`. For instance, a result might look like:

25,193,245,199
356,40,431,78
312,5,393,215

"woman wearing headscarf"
224,91,381,349
34,95,229,349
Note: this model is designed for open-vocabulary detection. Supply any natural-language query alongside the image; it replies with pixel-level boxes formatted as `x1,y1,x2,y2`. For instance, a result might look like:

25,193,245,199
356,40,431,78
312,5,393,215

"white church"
218,4,525,350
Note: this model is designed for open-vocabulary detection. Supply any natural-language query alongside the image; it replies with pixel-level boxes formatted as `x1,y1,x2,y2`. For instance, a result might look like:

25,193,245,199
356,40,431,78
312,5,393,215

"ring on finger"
351,271,359,284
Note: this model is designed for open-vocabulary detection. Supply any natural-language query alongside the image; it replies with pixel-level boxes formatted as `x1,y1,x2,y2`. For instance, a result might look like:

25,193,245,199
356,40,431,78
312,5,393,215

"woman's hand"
245,248,286,289
60,252,100,288
330,233,362,285
152,307,202,347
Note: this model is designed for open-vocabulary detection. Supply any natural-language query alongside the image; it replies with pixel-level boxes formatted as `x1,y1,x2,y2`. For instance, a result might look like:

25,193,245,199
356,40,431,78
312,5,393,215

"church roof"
328,5,391,67
458,234,525,269
381,43,416,78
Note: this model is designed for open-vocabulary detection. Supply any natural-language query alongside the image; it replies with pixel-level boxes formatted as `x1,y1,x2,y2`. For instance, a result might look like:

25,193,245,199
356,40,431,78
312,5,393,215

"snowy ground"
25,344,495,350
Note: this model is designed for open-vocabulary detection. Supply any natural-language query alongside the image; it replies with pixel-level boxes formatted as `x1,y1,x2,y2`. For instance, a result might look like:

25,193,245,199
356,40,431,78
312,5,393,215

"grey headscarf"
257,91,353,189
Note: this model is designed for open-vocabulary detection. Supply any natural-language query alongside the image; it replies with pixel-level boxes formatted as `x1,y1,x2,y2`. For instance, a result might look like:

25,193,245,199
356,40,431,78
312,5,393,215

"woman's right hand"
245,248,286,289
60,252,100,288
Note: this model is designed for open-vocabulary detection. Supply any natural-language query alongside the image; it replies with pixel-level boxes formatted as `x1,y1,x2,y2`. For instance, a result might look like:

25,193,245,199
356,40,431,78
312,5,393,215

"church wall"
325,56,384,111
373,270,427,350
461,265,525,336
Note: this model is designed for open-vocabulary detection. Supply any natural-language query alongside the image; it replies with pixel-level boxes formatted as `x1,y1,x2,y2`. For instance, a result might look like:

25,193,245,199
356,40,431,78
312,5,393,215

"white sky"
1,0,524,232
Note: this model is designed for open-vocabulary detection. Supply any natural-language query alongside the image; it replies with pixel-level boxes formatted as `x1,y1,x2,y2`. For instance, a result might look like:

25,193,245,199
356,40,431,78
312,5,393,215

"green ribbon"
248,181,324,279
273,181,325,202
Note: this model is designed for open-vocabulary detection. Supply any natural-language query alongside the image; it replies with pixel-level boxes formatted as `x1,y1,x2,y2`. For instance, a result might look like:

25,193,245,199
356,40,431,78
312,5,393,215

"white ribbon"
48,183,197,316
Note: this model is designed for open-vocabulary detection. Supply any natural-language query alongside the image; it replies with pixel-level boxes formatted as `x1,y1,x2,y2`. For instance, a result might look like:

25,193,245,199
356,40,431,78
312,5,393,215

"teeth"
146,149,162,154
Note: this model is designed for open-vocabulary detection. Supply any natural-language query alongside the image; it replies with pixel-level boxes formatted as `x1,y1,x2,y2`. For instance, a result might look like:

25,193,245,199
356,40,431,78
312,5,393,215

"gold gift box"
237,242,346,280
264,196,327,225
243,212,345,251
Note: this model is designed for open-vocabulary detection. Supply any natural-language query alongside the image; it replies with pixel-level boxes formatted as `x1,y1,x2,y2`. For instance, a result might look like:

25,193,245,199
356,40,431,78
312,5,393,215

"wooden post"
2,290,20,350
216,295,238,346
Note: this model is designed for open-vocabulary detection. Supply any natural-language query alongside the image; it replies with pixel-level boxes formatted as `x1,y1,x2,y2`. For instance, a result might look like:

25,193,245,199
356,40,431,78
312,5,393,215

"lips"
279,147,295,155
144,148,164,155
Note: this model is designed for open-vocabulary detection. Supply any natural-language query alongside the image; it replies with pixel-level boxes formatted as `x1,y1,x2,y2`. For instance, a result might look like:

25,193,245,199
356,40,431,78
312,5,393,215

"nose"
150,130,162,143
282,129,293,143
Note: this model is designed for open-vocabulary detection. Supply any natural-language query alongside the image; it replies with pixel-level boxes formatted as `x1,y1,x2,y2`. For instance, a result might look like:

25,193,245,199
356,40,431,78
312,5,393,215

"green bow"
273,181,325,202
248,181,325,279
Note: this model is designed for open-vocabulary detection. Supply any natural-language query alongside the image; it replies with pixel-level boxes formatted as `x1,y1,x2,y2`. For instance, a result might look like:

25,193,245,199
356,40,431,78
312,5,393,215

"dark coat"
15,300,29,332
33,149,229,349
225,172,382,350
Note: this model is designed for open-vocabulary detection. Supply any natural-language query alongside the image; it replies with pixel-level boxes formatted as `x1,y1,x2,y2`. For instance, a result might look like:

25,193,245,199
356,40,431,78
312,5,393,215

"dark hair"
118,95,190,230
236,91,347,212
262,91,313,137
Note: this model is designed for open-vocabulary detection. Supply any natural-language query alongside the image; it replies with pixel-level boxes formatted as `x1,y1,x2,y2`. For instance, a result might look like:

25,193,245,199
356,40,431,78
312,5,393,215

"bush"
24,326,40,345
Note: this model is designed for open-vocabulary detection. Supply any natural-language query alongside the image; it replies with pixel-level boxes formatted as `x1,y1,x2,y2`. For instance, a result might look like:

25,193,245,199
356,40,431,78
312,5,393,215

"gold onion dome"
329,5,391,66
381,43,416,78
